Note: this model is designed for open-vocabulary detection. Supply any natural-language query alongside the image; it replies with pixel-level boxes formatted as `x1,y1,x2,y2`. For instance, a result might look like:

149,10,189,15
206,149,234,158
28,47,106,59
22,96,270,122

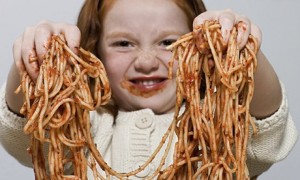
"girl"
0,0,297,179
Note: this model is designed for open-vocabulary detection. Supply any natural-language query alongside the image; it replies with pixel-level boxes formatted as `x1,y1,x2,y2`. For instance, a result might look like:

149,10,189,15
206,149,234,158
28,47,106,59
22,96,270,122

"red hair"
77,0,206,57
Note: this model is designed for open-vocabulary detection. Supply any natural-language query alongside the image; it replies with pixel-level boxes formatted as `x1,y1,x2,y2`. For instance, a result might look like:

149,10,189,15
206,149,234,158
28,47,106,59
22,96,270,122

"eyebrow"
105,31,136,40
158,29,187,37
153,29,187,42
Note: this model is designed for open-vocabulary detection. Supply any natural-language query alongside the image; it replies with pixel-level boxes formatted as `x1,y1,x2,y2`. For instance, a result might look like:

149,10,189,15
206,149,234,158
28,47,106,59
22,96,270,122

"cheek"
102,54,132,86
105,62,124,87
172,63,178,76
157,50,177,76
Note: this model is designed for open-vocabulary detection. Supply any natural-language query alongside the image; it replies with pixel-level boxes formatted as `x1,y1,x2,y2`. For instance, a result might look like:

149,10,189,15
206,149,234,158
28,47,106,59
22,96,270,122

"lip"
121,76,169,98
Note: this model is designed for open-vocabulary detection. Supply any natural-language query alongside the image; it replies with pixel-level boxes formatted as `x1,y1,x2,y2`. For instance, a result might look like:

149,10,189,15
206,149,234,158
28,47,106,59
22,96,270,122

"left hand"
193,9,262,50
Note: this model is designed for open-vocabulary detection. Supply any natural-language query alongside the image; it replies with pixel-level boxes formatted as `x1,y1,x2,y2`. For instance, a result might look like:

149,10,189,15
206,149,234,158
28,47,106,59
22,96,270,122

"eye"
160,39,176,47
113,40,132,47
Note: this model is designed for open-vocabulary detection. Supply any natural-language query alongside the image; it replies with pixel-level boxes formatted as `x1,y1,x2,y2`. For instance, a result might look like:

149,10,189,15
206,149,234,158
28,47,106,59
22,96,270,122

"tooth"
135,80,160,86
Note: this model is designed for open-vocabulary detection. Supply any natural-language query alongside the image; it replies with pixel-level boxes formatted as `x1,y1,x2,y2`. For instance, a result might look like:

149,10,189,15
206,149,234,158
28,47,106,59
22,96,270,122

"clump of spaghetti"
16,19,258,179
164,20,258,179
16,34,178,180
16,35,111,179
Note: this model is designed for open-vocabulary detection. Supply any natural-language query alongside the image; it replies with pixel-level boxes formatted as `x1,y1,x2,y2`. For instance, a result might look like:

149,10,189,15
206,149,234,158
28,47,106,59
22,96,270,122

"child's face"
99,0,190,114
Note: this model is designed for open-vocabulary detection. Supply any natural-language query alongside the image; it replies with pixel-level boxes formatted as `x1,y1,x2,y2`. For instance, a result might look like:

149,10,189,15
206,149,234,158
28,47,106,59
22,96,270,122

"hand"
193,9,262,50
13,20,81,81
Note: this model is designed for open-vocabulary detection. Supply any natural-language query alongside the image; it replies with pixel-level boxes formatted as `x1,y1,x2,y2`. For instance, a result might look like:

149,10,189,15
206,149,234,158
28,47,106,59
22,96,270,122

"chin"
152,106,175,114
114,88,176,114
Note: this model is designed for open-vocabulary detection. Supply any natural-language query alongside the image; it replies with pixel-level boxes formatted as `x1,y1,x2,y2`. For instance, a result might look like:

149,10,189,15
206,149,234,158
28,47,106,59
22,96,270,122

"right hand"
13,20,81,81
193,9,262,50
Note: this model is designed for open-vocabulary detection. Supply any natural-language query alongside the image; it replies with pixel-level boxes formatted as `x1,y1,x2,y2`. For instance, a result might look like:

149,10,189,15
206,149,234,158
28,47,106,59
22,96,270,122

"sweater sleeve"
0,83,32,167
0,82,115,172
247,83,298,177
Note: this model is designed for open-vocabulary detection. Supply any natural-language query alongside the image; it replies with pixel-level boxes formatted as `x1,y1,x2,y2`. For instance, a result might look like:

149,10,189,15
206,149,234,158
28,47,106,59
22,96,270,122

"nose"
134,49,159,74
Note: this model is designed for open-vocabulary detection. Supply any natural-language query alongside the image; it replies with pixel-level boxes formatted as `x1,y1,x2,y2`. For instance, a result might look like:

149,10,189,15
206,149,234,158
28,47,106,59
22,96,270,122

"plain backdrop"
0,0,299,179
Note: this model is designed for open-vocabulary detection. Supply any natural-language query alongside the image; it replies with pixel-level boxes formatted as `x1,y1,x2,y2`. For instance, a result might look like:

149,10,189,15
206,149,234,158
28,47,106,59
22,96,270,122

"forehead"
103,0,189,28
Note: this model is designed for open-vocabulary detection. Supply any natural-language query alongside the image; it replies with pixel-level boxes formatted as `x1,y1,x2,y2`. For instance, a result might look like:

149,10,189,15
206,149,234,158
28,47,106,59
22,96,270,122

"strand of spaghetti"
128,114,176,177
192,50,201,140
48,103,72,128
183,115,192,180
204,21,226,78
24,74,31,112
51,86,76,106
180,42,193,100
36,65,49,142
79,47,102,64
48,51,65,97
239,65,255,179
93,77,102,107
193,162,215,179
42,98,74,127
55,36,98,71
193,52,204,142
168,48,177,79
166,33,193,50
99,73,112,103
57,127,85,147
177,108,190,153
202,53,219,163
23,98,42,134
147,117,176,179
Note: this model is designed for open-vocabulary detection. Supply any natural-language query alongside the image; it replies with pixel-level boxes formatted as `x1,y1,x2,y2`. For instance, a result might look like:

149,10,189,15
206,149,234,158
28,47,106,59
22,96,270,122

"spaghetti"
165,20,258,179
16,35,111,179
17,19,258,179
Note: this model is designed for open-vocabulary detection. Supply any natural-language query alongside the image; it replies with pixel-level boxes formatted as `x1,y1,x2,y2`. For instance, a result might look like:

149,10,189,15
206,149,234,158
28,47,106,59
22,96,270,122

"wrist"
5,63,24,116
5,99,25,118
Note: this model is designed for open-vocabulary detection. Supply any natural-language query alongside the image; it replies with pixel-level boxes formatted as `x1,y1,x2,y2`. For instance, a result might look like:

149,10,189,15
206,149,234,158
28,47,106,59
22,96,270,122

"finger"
62,24,81,54
34,21,55,65
235,16,251,49
193,10,219,28
218,10,235,43
13,37,25,77
21,26,39,81
250,23,262,49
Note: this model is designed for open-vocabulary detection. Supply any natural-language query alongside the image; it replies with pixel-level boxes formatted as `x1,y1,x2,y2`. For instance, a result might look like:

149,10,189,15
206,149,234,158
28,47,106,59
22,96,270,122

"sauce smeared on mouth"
121,78,168,98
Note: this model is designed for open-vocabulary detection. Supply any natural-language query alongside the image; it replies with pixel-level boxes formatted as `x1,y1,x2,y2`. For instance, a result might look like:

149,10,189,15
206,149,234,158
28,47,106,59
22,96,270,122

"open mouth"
130,79,166,89
121,77,168,98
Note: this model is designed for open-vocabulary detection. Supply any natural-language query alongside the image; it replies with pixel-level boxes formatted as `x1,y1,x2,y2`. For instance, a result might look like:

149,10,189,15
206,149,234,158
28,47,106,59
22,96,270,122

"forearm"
250,50,282,119
5,63,24,115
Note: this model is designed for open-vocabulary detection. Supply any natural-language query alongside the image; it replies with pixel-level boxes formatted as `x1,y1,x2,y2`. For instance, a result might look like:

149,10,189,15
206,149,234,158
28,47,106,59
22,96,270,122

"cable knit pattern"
246,84,298,177
0,82,298,179
90,108,114,155
0,83,32,167
105,109,175,178
0,84,27,130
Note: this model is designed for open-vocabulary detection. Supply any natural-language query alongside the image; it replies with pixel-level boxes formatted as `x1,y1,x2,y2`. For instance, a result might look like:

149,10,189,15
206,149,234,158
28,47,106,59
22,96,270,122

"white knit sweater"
0,83,297,179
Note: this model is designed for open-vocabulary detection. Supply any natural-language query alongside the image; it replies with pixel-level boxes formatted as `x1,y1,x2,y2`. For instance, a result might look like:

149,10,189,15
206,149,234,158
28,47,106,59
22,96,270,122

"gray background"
0,0,299,179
